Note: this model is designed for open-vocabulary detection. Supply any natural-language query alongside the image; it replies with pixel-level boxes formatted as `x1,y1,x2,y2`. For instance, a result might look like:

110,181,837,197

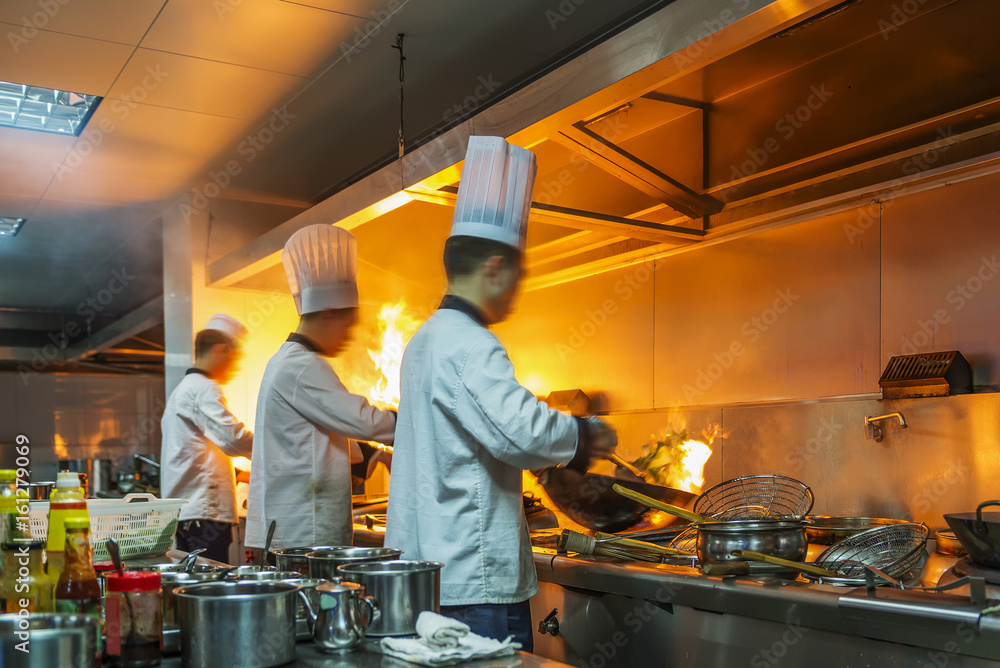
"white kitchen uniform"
160,370,253,523
245,335,396,550
385,300,581,605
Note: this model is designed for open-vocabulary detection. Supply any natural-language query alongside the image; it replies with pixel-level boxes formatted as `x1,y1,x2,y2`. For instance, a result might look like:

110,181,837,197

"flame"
366,302,422,410
54,434,70,460
662,440,713,493
232,457,252,471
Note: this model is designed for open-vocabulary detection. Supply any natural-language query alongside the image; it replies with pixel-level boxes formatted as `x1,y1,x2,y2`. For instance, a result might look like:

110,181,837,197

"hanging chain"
392,34,406,161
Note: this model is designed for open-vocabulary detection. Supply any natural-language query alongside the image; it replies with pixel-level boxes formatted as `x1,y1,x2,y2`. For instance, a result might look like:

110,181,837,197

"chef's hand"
586,416,618,460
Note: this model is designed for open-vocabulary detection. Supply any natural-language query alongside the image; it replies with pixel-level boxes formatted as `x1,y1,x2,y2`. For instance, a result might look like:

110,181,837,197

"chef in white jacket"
161,314,253,563
385,136,617,651
246,224,397,551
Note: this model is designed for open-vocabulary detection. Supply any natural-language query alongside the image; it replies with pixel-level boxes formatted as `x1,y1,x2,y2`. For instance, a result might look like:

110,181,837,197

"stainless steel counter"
159,640,564,668
530,549,1000,667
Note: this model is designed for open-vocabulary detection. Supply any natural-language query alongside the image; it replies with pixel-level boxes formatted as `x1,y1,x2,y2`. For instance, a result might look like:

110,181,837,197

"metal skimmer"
693,475,814,521
806,523,929,583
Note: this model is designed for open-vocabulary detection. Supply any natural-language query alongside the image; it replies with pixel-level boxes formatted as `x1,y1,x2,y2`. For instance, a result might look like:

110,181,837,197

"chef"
246,224,397,551
385,136,618,650
161,314,254,563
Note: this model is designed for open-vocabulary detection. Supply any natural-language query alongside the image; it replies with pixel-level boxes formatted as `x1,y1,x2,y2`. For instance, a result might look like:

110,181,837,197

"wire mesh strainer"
693,475,814,521
807,522,929,582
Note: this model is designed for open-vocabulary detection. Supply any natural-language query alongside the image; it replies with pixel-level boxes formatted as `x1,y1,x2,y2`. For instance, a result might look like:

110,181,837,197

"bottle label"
45,502,87,552
106,596,121,655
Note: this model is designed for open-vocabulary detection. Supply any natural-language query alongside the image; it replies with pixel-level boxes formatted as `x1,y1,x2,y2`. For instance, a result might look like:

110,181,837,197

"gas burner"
953,556,1000,585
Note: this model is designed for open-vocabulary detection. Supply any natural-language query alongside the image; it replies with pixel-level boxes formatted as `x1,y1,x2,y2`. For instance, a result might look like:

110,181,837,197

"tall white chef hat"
281,224,359,316
449,136,537,252
204,313,248,346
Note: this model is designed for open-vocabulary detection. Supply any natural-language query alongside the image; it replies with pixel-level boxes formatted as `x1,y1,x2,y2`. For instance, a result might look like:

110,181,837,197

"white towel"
414,612,470,648
380,611,521,666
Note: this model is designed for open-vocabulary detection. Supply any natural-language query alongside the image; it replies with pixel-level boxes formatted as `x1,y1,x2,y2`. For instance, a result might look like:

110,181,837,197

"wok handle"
612,484,709,523
731,550,839,578
975,500,1000,529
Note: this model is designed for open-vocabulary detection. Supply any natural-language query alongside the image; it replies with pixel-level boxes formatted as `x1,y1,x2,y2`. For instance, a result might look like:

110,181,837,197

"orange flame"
663,440,713,493
366,302,422,410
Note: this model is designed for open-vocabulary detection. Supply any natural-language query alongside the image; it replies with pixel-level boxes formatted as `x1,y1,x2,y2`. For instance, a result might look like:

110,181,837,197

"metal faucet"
864,413,907,442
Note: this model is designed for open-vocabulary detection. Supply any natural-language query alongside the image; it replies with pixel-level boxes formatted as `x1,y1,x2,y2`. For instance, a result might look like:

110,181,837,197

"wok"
537,467,695,532
944,500,1000,570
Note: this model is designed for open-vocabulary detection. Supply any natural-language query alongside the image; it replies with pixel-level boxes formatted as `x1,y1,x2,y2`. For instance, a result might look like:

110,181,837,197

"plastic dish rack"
29,494,187,562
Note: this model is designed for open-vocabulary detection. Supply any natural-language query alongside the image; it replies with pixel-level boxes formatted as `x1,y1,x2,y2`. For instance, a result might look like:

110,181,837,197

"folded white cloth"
415,611,470,648
380,611,521,666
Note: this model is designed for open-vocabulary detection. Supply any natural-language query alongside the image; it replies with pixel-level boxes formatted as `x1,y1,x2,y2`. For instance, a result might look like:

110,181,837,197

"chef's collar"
439,295,487,327
287,332,324,354
185,368,210,377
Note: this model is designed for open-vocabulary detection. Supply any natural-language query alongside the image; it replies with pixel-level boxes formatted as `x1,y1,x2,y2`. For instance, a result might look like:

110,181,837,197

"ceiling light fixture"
0,80,100,136
0,217,27,236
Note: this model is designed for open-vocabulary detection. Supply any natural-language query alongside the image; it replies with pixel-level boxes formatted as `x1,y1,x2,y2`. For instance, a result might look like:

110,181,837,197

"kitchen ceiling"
0,0,668,371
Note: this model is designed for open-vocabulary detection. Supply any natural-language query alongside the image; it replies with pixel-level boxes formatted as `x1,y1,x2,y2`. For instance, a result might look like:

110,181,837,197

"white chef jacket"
246,335,396,550
385,298,582,605
160,369,253,523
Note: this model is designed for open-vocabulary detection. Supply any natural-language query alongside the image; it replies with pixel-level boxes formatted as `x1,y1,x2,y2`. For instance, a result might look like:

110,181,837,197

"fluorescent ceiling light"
0,217,27,237
0,80,100,136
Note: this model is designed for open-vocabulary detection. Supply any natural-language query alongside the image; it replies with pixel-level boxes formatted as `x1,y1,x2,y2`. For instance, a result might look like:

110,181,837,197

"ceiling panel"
142,0,364,76
41,170,180,205
0,126,75,198
0,193,38,218
280,0,396,19
107,49,308,120
0,0,164,45
0,24,133,95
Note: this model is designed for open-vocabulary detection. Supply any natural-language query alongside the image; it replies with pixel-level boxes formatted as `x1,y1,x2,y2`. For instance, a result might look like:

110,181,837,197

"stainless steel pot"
174,581,301,668
236,570,302,581
696,519,809,568
27,482,53,500
159,571,228,654
336,560,442,637
1,613,98,667
272,545,342,574
306,547,402,580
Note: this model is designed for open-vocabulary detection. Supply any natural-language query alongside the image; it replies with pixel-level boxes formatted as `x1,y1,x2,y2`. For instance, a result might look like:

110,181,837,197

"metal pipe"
864,412,907,442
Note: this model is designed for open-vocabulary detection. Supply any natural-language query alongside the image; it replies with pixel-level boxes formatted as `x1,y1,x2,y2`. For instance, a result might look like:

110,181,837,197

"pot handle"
360,595,380,629
975,500,1000,530
298,589,317,631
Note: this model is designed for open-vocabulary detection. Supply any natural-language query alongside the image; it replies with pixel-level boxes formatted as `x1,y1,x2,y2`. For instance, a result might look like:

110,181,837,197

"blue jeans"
175,520,232,563
439,600,533,653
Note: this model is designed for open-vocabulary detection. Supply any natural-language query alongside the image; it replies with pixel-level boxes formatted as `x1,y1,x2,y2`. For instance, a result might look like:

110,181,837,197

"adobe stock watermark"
671,0,753,71
751,621,809,667
722,83,834,191
912,458,969,515
784,416,843,471
179,106,296,222
545,0,589,31
682,288,799,403
897,254,999,355
877,0,931,41
53,65,171,181
535,110,629,206
844,126,958,244
7,0,75,54
17,267,137,385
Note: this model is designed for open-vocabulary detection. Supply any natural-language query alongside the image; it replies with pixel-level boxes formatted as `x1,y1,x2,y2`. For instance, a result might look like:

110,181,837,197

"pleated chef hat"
449,136,537,251
282,224,359,316
204,313,248,345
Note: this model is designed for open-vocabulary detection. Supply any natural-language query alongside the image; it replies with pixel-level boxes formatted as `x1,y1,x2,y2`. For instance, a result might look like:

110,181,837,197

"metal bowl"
1,613,98,667
271,545,343,574
805,516,911,545
696,519,809,567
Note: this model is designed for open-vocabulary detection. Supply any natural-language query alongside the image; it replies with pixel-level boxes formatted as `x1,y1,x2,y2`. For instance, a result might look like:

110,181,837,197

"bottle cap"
2,540,43,550
0,470,17,481
93,561,117,573
63,517,90,530
56,472,81,488
106,571,162,592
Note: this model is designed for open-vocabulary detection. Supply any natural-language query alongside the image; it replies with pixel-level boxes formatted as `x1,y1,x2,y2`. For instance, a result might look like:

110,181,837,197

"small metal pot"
336,560,442,636
306,547,402,580
27,482,53,501
1,613,98,667
272,545,342,574
159,571,228,654
175,581,301,668
696,519,809,567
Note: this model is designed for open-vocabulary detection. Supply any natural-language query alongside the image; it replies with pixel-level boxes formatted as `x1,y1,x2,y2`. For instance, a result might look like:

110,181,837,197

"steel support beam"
64,297,164,363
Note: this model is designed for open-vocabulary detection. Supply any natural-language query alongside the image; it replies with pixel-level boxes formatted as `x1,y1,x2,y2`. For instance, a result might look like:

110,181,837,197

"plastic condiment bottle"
105,571,163,667
0,470,21,570
0,540,53,613
46,471,88,585
55,516,103,664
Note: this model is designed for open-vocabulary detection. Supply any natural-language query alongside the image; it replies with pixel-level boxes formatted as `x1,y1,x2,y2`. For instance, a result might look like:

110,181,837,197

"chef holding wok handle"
385,135,618,651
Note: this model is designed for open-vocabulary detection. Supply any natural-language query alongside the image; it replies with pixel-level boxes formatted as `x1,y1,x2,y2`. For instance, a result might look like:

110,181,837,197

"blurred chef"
246,225,397,551
161,314,253,562
385,136,618,650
